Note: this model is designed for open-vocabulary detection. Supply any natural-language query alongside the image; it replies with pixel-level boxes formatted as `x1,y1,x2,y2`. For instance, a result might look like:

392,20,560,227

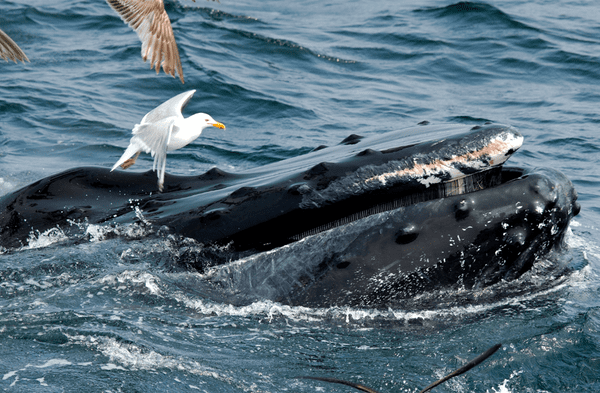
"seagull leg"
120,151,141,169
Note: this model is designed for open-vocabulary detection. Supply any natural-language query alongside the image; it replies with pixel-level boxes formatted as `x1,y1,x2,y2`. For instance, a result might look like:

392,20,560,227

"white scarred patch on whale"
364,133,522,187
300,129,523,208
418,175,444,187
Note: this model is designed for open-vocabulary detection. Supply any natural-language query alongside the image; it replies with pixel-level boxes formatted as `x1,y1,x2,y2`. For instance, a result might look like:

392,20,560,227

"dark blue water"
1,0,599,391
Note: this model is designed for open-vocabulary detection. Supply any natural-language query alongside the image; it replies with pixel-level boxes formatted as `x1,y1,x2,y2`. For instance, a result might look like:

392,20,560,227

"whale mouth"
290,165,523,242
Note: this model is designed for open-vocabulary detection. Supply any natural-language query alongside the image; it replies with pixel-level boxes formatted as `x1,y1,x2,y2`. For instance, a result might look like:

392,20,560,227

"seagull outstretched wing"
141,90,196,124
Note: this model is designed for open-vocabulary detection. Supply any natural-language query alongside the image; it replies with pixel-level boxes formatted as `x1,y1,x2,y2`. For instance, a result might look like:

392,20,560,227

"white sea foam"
0,176,18,196
24,227,69,250
487,370,523,393
159,271,570,326
82,221,154,242
13,218,157,253
3,358,74,386
65,333,230,383
28,359,72,368
98,270,163,296
2,370,18,381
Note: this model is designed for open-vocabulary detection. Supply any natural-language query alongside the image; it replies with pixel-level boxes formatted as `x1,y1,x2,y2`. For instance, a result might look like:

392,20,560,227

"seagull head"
191,113,226,131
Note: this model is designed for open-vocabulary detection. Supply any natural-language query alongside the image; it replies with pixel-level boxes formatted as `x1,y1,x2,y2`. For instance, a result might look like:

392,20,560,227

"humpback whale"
0,123,579,307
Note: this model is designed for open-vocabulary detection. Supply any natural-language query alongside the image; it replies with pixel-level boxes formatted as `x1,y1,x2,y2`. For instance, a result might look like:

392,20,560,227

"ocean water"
1,0,599,392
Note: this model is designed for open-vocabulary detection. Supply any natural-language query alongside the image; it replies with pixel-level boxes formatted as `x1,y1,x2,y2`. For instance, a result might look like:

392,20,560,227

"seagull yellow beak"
212,122,226,130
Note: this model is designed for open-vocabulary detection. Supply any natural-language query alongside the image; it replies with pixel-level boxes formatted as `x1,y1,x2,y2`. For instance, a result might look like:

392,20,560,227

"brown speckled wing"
106,0,185,83
0,28,29,63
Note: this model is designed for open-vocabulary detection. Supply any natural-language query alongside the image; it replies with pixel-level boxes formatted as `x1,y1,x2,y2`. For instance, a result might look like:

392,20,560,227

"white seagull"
111,90,225,191
105,0,198,83
0,28,29,63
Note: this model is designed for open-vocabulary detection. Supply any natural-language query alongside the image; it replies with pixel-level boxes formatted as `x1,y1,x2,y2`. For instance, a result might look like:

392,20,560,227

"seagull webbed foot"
120,152,141,169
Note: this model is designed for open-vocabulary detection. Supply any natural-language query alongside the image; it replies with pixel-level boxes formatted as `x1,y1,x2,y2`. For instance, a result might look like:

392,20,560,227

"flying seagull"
105,0,198,83
0,28,29,63
111,89,225,191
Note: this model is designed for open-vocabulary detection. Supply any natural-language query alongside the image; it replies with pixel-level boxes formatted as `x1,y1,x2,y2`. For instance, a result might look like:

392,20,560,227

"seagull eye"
205,119,209,122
